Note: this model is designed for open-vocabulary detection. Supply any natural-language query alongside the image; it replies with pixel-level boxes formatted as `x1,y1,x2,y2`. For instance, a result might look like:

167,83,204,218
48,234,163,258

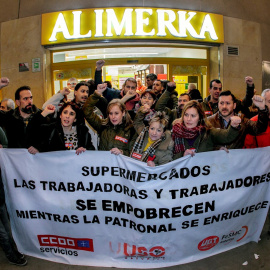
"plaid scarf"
172,123,205,154
130,126,165,162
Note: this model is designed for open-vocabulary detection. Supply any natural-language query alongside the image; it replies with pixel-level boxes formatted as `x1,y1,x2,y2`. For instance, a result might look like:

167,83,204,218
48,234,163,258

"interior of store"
51,45,210,97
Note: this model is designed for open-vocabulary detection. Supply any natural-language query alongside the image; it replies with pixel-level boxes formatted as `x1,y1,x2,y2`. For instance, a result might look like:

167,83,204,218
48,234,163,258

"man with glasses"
202,77,254,116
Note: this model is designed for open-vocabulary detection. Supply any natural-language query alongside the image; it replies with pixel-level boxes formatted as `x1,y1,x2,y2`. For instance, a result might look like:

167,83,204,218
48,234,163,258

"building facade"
0,0,269,108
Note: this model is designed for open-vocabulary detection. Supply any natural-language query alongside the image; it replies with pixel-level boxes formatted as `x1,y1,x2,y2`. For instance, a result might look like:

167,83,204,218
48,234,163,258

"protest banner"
0,148,269,268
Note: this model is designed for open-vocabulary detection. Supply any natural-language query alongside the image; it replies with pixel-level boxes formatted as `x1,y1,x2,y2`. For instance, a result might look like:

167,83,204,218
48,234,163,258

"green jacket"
133,110,174,165
83,92,137,156
155,90,181,129
173,125,240,159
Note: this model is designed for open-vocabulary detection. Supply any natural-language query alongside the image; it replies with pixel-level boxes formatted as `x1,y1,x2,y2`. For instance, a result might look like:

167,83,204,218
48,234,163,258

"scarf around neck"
172,123,205,154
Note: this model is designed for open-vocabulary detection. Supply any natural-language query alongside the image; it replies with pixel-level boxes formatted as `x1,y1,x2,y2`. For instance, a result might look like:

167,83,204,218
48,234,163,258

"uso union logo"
198,236,219,251
110,242,166,258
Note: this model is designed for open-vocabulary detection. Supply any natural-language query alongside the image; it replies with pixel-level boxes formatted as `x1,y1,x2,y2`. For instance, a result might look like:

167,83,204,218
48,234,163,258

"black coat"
30,112,94,152
0,105,43,148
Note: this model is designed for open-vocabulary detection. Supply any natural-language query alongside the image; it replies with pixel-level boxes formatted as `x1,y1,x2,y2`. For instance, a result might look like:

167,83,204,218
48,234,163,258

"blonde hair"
149,111,169,131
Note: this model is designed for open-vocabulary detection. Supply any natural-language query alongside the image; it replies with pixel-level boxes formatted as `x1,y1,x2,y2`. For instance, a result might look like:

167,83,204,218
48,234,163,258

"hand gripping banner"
0,148,269,268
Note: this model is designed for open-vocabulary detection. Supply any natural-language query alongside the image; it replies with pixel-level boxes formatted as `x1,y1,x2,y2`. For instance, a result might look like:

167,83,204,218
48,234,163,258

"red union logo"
37,235,94,252
110,242,165,257
237,226,248,242
198,236,219,251
115,136,128,143
132,152,142,159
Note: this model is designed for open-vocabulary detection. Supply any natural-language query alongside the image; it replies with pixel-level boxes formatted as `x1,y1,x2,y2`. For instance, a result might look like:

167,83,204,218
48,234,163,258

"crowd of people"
0,59,270,266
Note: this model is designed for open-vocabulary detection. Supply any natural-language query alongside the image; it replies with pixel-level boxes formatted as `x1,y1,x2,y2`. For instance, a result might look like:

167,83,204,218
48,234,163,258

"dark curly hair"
58,102,85,126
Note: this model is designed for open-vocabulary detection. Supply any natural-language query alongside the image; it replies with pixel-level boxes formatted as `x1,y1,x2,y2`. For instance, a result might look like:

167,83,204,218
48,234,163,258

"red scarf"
172,123,205,154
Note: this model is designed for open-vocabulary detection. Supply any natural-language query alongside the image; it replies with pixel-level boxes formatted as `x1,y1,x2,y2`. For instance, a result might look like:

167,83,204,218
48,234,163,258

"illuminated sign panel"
41,7,224,45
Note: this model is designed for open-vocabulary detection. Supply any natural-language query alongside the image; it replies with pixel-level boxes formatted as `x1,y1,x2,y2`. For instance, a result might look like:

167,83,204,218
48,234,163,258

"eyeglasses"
213,87,222,90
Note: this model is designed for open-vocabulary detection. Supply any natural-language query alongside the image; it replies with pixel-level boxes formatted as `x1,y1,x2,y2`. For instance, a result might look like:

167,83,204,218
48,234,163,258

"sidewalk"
1,219,270,270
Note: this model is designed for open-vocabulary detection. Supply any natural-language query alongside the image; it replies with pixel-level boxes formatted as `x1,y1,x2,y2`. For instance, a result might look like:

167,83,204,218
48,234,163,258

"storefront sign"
41,8,224,45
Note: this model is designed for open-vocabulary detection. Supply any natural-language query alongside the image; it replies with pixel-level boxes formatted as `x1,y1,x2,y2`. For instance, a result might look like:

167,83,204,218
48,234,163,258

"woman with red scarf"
172,100,241,159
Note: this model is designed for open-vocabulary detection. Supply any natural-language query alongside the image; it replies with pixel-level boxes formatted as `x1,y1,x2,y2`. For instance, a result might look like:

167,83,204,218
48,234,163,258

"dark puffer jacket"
29,112,94,152
0,105,42,148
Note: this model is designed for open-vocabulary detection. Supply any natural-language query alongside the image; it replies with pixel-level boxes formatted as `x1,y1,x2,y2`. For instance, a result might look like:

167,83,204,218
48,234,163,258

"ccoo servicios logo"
38,235,94,257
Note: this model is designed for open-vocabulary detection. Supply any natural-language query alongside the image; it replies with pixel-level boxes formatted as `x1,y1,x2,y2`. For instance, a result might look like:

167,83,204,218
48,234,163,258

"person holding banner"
131,109,173,166
83,83,137,156
172,100,241,158
0,127,27,266
28,102,94,154
208,91,268,149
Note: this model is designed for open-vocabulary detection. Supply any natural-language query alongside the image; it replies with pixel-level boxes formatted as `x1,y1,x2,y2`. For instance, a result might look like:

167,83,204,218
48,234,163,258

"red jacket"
244,115,270,148
120,91,140,111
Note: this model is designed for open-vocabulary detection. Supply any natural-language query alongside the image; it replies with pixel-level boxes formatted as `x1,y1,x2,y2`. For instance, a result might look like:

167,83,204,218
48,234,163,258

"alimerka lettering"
43,8,223,45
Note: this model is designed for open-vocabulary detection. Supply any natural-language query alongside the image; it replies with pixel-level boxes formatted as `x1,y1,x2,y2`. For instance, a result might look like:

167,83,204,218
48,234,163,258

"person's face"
109,105,125,126
74,85,89,104
264,91,270,118
153,81,163,94
136,78,142,87
67,81,77,90
60,105,76,128
183,107,200,128
16,90,33,114
209,82,222,102
124,81,137,95
149,122,164,141
141,93,155,107
146,78,154,87
178,95,190,109
218,95,236,118
0,101,8,111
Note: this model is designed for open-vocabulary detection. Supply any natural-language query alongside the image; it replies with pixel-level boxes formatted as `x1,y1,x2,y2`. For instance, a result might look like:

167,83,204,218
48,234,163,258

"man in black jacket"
0,83,43,152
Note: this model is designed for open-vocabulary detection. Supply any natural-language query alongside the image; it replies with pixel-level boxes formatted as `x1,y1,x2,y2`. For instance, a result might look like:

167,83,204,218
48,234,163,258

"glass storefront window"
172,65,207,97
53,47,207,63
53,68,92,93
105,64,167,89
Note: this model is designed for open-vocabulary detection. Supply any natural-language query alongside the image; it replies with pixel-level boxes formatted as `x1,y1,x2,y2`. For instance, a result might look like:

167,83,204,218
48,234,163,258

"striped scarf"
172,123,205,154
130,127,165,162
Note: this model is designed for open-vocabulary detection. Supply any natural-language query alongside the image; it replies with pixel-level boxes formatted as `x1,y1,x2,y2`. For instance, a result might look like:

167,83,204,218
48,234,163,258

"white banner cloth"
0,148,270,268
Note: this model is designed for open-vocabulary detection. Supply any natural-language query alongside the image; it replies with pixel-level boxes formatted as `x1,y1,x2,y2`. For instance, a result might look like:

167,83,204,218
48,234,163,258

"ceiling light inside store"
86,52,158,59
